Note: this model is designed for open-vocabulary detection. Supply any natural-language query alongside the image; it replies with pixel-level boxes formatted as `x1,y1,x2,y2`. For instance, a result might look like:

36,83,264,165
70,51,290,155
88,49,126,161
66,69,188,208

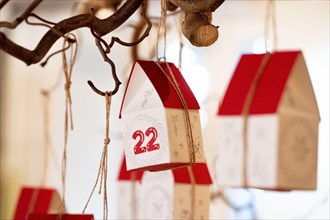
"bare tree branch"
169,0,225,13
0,0,43,28
0,0,10,9
0,0,144,65
87,2,152,96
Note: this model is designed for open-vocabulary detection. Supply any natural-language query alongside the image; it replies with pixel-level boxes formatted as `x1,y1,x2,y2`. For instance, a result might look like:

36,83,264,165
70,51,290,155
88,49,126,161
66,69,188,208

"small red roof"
172,163,213,185
14,187,59,220
218,51,301,115
118,156,144,181
28,214,94,220
119,60,200,118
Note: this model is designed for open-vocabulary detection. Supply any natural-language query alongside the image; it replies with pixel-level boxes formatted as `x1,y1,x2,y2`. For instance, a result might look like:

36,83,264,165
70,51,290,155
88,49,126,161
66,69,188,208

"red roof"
218,51,301,115
117,156,143,181
119,60,200,118
28,214,94,220
122,163,212,185
13,187,59,220
172,163,213,185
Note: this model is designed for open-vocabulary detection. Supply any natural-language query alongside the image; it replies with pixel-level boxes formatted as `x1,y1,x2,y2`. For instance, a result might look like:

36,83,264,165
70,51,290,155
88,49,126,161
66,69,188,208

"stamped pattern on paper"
125,113,167,168
279,117,317,183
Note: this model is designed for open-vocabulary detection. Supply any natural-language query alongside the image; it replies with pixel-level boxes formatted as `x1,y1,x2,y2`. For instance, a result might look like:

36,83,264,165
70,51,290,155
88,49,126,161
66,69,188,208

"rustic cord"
83,92,112,220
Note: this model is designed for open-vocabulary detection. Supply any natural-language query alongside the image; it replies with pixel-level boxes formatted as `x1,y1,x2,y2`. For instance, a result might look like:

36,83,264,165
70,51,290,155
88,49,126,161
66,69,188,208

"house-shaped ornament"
117,156,143,219
138,163,213,219
28,214,94,220
217,51,320,190
119,60,205,171
13,187,62,220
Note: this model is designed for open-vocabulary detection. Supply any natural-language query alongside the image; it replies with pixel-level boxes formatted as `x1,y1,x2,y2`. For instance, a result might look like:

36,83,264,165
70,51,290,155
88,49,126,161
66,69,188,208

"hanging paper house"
28,214,94,220
138,163,213,219
13,187,62,220
217,50,320,190
117,156,143,219
119,60,205,171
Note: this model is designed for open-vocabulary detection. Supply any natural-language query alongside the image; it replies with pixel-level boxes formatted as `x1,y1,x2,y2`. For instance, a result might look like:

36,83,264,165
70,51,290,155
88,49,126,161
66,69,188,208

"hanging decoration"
216,1,320,190
119,60,205,171
119,0,205,172
138,163,212,219
117,156,143,219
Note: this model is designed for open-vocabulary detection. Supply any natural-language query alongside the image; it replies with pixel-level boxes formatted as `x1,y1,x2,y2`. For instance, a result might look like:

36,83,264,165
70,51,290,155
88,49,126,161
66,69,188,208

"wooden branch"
0,0,144,65
87,2,151,96
166,0,178,12
0,0,10,9
181,11,218,47
0,0,43,29
87,39,122,96
169,0,225,13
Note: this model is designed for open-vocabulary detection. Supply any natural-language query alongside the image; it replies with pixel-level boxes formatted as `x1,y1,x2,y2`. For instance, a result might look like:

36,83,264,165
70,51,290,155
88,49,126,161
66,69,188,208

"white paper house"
119,60,205,171
138,163,213,220
216,51,320,190
117,156,143,219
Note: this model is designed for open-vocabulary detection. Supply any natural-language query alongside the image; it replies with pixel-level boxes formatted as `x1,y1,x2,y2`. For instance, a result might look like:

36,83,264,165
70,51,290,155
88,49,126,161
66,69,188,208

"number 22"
132,127,160,155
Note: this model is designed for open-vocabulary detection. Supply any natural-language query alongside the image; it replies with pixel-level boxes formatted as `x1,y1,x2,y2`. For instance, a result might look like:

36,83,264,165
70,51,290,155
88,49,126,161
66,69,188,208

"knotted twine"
242,53,271,187
155,1,196,217
241,0,277,187
83,92,112,220
154,1,195,166
60,33,78,212
264,0,278,52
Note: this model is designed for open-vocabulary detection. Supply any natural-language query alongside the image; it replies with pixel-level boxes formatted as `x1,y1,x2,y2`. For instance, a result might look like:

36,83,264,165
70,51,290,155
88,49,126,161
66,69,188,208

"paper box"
119,60,205,171
139,163,212,219
117,156,143,219
13,187,62,220
28,214,94,220
217,51,320,190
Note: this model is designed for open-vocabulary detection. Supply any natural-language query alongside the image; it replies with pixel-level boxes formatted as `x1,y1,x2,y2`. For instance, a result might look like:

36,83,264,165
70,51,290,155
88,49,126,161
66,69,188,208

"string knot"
65,81,72,91
104,137,110,145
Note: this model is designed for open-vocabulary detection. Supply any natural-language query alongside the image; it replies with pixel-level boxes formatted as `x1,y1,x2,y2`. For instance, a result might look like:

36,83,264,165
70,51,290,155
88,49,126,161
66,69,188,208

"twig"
0,0,10,9
0,0,144,65
87,39,122,96
0,0,43,28
169,0,225,13
108,2,152,51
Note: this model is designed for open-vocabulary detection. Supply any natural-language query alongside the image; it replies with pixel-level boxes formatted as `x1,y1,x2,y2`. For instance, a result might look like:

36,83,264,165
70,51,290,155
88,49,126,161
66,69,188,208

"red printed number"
132,130,146,154
132,127,160,155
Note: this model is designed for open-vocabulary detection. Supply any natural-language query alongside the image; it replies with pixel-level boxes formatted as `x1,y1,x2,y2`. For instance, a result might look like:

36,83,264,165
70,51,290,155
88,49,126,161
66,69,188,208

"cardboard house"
117,156,143,219
217,50,320,190
119,60,205,171
28,214,94,220
13,187,62,220
138,163,213,219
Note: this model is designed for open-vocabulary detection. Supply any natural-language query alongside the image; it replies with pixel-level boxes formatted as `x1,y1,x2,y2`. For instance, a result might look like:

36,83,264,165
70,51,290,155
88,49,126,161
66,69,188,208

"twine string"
130,172,137,219
172,11,184,71
60,33,78,213
155,0,167,61
40,91,50,186
83,92,112,220
242,53,271,187
264,0,278,52
155,1,195,215
154,61,195,165
187,166,196,219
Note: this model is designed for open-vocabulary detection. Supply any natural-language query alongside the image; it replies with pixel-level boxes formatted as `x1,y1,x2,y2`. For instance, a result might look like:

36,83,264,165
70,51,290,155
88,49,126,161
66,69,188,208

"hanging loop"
87,39,122,96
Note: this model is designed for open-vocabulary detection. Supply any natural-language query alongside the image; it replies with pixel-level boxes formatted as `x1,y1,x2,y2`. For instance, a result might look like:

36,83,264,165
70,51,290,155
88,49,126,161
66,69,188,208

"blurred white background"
0,0,329,219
